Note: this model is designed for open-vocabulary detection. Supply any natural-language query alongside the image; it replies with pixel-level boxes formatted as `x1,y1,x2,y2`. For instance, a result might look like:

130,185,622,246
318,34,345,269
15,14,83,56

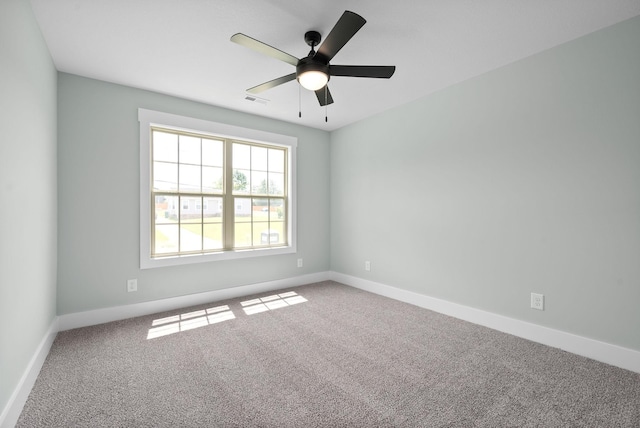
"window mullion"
177,136,181,254
223,140,234,249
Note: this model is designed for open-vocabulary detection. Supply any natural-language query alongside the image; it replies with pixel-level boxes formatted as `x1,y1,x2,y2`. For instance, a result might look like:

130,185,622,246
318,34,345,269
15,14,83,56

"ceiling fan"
230,10,396,109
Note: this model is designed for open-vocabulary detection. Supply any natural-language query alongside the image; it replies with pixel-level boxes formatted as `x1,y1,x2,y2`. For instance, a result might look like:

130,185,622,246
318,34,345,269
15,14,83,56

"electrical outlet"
127,279,138,292
531,292,544,310
297,258,303,268
365,261,371,271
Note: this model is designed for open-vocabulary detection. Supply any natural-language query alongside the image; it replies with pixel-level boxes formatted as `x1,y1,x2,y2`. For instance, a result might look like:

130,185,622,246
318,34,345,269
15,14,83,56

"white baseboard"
6,270,637,428
0,317,58,428
58,271,331,331
330,271,640,374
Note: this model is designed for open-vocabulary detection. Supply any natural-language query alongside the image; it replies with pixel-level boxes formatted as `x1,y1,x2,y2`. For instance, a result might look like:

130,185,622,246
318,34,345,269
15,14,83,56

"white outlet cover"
127,279,138,292
531,293,544,310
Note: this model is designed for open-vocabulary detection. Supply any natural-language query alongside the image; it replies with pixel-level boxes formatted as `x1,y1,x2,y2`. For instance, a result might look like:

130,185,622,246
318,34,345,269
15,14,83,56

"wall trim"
138,108,298,270
58,271,331,331
330,271,640,374
0,317,59,428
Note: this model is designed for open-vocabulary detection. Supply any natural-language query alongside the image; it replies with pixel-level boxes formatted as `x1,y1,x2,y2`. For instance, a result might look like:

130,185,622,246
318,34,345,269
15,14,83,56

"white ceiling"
30,0,640,131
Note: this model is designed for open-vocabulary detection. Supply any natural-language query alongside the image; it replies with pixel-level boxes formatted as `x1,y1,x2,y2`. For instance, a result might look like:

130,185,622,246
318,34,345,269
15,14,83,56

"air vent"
245,95,269,105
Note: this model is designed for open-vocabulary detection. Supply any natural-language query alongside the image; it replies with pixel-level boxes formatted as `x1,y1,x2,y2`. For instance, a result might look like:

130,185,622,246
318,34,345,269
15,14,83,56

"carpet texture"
17,281,640,427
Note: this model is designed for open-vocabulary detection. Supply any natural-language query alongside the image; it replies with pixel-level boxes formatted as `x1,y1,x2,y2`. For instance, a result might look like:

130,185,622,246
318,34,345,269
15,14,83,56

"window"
139,109,297,268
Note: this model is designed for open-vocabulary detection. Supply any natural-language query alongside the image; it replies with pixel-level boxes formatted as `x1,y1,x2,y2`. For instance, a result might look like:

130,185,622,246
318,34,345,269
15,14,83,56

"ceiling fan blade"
231,33,299,66
247,73,296,94
315,86,334,106
331,65,396,78
315,11,366,63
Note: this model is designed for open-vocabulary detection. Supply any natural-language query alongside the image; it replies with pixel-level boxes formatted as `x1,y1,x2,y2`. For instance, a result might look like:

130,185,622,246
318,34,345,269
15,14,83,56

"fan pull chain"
325,86,328,123
298,85,302,118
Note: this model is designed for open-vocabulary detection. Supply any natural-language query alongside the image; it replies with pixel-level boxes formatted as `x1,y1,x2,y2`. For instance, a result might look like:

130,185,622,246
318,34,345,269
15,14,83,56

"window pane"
202,138,223,166
203,197,222,222
179,164,201,193
251,171,267,195
163,195,179,221
203,224,223,250
234,197,251,246
155,224,179,254
233,143,250,169
253,198,268,219
180,223,202,252
268,221,285,245
233,169,250,194
271,199,285,221
153,131,177,162
180,196,201,223
202,166,223,193
268,148,284,173
254,223,273,246
268,172,284,196
153,162,177,191
252,146,268,171
179,135,200,165
235,198,251,221
154,195,178,224
234,222,252,248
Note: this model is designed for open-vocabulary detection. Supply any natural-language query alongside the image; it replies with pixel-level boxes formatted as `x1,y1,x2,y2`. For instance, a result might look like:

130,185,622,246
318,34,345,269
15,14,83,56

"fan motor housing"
296,56,329,80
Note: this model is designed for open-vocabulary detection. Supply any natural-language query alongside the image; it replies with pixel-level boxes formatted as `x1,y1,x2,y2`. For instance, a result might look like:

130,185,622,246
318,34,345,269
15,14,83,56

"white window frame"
139,108,297,269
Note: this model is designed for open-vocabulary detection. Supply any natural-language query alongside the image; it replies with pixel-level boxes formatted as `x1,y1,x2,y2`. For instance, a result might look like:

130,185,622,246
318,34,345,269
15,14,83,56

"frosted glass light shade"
298,70,328,91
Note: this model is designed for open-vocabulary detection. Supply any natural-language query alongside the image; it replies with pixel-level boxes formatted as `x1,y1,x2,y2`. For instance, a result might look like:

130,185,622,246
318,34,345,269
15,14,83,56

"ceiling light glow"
298,70,328,91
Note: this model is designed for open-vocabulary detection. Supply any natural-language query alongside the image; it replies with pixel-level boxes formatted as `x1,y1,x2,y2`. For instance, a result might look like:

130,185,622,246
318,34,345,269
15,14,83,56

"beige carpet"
17,281,640,427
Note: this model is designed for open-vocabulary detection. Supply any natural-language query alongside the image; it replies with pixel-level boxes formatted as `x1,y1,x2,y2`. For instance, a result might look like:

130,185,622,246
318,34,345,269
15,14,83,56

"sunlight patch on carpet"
241,291,307,315
146,292,307,339
147,304,235,339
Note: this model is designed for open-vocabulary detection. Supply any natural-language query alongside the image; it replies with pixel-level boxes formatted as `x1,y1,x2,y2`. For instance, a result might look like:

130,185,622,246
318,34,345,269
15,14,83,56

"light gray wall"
57,73,331,315
330,16,640,351
0,0,57,415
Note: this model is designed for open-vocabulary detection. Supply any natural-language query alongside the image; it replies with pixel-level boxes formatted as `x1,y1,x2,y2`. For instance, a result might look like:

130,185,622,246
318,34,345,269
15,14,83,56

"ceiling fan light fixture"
296,58,329,91
232,11,395,109
298,70,328,91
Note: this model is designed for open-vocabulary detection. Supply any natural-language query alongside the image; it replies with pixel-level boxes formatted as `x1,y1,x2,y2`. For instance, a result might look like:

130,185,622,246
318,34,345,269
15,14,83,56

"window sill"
140,245,296,269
